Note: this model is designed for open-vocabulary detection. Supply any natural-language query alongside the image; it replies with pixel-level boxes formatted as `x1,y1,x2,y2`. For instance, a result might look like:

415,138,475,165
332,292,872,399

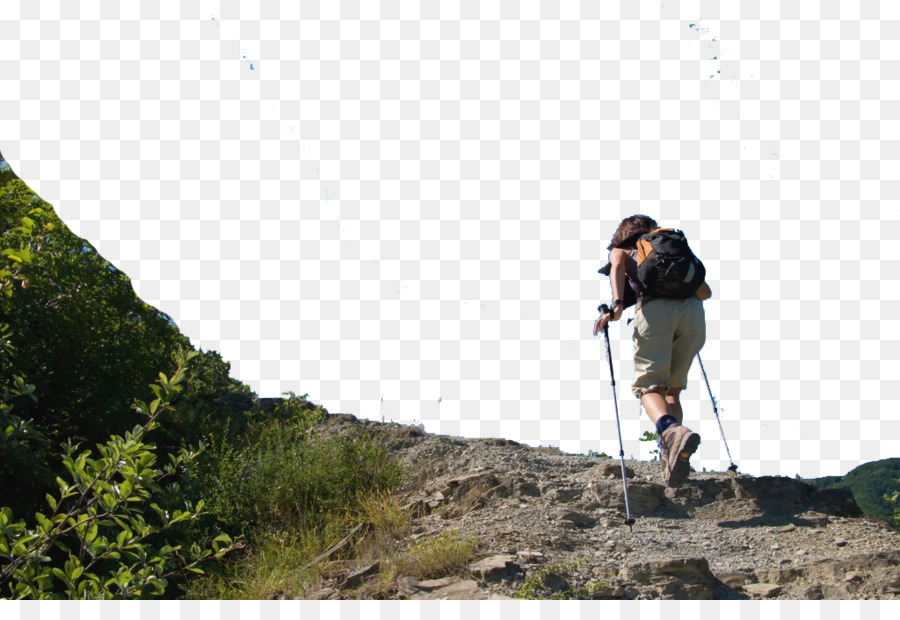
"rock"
417,579,491,600
419,577,455,590
715,571,756,588
743,583,783,598
548,487,583,503
558,510,597,528
795,511,832,527
307,587,340,600
444,471,503,501
329,413,358,424
599,463,635,479
470,554,518,581
835,539,848,547
589,481,664,512
621,556,715,582
540,570,570,593
341,562,380,588
812,488,863,517
803,584,825,599
516,481,541,497
398,575,459,599
617,557,720,599
516,550,545,563
397,577,423,599
379,424,899,600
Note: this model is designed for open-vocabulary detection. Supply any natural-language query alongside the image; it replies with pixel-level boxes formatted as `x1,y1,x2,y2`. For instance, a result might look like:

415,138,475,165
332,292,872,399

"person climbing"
594,215,712,487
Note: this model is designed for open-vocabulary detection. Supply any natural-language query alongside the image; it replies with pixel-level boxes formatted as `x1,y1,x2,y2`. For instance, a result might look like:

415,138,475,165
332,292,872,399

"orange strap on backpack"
636,228,673,265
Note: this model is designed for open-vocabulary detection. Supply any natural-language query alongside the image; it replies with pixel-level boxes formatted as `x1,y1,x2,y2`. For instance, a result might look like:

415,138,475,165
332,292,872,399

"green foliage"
0,194,55,515
182,529,329,600
195,411,403,534
273,390,327,432
813,458,900,523
0,165,245,520
0,349,237,599
513,559,608,600
884,478,899,530
160,348,254,450
397,529,478,580
639,430,660,462
0,165,190,453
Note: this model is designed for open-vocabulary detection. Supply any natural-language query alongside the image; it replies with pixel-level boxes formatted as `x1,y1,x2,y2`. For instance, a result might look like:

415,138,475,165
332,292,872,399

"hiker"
594,215,712,487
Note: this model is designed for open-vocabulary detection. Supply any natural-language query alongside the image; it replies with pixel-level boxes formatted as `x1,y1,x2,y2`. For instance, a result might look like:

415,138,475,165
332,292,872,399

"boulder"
743,583,783,598
598,463,635,479
558,510,597,528
516,481,542,498
590,481,664,513
470,554,518,581
621,557,719,600
417,579,491,600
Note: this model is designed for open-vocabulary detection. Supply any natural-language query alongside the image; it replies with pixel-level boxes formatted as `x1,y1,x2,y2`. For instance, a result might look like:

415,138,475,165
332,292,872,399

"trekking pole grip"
598,304,610,335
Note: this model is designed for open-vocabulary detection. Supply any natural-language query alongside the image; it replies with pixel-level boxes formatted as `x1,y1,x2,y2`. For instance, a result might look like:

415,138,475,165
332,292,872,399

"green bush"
885,479,899,530
196,408,403,533
397,529,478,580
0,349,237,599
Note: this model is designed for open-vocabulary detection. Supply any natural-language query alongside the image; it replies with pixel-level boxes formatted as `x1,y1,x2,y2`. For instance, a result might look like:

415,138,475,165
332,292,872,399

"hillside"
273,413,900,600
811,459,900,523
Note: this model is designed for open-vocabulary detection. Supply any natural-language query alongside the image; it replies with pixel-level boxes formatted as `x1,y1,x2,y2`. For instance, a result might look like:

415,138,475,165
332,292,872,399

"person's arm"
594,249,631,334
609,249,628,317
696,281,712,300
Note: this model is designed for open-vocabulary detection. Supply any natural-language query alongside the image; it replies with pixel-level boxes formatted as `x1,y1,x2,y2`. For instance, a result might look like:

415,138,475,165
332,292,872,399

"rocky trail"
307,414,900,600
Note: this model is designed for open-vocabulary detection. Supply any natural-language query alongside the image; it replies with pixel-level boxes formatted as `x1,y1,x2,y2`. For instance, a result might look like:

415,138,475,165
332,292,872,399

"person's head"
607,215,659,251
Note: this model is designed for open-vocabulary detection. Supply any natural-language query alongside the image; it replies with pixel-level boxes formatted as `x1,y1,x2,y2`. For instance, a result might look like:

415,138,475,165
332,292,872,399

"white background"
1,0,899,480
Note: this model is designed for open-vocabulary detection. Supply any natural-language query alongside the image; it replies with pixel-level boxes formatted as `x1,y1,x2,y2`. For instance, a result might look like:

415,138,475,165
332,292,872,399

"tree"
1,165,189,451
0,176,54,515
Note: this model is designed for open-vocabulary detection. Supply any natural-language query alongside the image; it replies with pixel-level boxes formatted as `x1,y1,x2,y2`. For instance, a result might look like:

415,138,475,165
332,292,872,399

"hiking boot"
660,424,701,488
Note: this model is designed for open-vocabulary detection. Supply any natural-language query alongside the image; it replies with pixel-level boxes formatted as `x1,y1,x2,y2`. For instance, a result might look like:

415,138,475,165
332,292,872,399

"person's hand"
593,305,622,335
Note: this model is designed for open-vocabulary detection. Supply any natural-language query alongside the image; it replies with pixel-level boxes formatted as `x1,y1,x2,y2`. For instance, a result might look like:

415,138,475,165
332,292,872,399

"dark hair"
607,215,659,251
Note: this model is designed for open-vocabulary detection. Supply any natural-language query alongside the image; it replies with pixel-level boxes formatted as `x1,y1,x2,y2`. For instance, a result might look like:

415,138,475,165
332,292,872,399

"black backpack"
634,228,705,299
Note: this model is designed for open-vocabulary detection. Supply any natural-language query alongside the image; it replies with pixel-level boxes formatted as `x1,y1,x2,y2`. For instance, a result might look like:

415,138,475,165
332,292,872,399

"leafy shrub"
0,349,236,599
885,479,899,530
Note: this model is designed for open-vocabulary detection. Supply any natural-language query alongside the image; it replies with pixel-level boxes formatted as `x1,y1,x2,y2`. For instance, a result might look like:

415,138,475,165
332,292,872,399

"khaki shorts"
632,296,706,399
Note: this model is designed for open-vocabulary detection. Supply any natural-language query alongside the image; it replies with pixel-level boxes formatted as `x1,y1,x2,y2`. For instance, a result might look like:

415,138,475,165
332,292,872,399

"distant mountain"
811,458,900,523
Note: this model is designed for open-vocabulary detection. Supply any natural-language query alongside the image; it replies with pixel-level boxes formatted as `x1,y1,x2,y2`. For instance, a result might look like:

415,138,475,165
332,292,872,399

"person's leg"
638,389,684,426
632,300,675,408
640,391,670,424
660,299,706,487
665,388,683,425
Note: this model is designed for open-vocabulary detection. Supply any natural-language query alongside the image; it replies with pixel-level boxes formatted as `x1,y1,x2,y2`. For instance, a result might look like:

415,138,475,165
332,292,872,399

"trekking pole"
596,304,636,529
696,353,738,476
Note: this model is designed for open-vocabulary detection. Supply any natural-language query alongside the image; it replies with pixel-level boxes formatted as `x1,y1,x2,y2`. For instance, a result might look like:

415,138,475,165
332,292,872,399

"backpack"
634,228,705,299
